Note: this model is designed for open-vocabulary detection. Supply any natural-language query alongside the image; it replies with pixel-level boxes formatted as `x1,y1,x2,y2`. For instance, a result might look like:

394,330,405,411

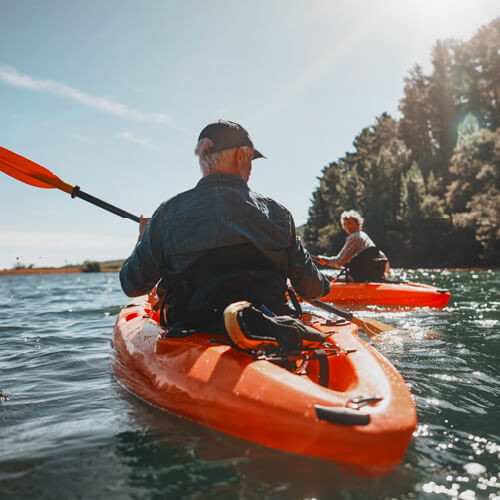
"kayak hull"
321,281,451,307
111,296,417,476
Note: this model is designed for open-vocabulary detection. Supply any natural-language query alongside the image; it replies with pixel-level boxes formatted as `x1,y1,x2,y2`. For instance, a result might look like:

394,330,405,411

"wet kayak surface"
0,269,498,499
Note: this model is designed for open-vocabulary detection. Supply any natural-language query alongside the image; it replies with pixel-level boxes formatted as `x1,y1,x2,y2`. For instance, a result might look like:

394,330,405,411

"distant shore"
0,263,494,276
0,260,124,275
0,266,84,275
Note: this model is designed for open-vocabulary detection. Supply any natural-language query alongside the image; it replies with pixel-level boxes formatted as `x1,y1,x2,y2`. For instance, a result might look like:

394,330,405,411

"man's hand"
137,215,151,243
312,255,336,268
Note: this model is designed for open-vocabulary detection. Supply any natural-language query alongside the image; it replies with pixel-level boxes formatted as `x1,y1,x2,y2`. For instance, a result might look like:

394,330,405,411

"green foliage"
426,170,440,195
456,113,481,145
447,124,499,212
303,18,500,267
447,125,500,263
399,162,426,222
420,194,446,219
428,40,457,172
82,261,102,273
399,64,436,174
460,19,500,129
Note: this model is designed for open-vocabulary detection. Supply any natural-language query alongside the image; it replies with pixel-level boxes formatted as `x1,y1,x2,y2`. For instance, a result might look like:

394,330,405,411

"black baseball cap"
198,120,265,159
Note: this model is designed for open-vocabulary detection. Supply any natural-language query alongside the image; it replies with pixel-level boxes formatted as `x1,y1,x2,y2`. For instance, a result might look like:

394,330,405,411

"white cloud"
0,66,172,124
115,131,155,148
68,132,92,142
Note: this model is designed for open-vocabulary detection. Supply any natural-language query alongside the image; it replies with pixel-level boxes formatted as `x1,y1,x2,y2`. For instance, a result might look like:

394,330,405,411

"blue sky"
1,0,499,269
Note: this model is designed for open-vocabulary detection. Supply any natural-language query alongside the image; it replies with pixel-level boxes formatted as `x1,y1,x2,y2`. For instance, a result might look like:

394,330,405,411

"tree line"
302,18,500,268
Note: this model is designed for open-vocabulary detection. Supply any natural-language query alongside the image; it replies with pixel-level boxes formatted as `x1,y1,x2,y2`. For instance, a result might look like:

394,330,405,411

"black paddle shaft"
71,186,140,223
309,299,353,322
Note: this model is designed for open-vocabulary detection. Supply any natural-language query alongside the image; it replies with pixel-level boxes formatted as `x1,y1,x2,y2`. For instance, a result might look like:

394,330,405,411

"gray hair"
194,139,253,176
340,210,363,228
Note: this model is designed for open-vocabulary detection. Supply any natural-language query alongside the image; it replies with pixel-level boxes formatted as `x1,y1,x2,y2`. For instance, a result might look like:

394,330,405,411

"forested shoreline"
303,18,499,268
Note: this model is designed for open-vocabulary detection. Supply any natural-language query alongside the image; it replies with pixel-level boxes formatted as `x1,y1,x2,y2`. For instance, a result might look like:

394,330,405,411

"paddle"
0,146,401,339
305,299,395,339
0,146,140,223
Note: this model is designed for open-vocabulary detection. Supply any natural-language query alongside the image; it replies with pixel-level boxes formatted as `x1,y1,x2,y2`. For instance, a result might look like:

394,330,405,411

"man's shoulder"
249,189,291,215
159,186,198,208
146,188,195,222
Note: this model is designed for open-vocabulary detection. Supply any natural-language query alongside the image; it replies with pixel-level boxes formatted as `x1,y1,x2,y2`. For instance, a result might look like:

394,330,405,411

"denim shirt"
120,174,329,299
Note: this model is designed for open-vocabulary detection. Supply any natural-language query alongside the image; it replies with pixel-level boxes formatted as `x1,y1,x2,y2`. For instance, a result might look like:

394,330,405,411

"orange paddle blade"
350,316,395,339
0,146,74,194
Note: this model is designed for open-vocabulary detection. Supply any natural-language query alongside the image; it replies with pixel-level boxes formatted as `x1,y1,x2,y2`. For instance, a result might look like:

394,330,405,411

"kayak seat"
346,247,388,282
224,300,327,352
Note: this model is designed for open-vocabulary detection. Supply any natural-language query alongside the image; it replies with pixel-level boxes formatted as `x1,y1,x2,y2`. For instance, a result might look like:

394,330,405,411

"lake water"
1,270,498,499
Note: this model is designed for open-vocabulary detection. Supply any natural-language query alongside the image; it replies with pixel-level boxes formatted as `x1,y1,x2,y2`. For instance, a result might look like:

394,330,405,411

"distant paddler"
313,210,390,282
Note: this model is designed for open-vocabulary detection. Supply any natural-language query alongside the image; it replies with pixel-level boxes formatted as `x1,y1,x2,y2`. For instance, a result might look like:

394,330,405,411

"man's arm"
286,217,330,299
119,208,165,297
316,234,358,268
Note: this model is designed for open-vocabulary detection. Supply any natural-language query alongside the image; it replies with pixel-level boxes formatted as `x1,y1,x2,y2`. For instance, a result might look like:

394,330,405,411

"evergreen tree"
447,122,500,262
399,64,435,175
421,170,446,218
400,162,426,222
303,187,329,252
467,18,500,129
339,167,364,211
303,162,344,252
426,170,440,196
343,114,411,224
428,40,457,177
447,114,492,212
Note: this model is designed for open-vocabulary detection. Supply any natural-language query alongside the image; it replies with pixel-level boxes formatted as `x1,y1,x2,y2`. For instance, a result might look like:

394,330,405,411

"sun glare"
399,0,496,37
381,0,498,70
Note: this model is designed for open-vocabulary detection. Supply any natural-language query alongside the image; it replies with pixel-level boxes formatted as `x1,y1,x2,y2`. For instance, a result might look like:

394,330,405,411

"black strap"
314,349,329,387
287,287,302,319
164,322,196,338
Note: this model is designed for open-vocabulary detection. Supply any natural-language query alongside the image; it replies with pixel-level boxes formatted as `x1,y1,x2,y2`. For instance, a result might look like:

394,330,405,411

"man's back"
120,119,329,314
120,173,325,297
159,174,292,272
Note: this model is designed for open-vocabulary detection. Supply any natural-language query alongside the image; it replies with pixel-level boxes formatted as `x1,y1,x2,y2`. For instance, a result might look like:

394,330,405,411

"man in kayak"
119,120,330,331
314,210,389,282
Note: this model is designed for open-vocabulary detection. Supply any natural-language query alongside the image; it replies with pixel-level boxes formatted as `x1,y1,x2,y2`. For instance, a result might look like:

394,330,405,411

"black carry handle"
71,186,140,223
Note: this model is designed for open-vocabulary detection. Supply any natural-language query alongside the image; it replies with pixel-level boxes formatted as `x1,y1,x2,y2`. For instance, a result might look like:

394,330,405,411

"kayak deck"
321,280,451,307
111,296,417,476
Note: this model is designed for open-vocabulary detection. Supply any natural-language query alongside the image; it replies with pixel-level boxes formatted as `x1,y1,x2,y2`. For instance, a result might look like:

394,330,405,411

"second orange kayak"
320,280,451,307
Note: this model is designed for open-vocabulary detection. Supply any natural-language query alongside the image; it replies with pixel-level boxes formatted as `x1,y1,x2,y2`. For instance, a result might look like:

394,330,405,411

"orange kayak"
321,280,451,307
111,295,417,476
